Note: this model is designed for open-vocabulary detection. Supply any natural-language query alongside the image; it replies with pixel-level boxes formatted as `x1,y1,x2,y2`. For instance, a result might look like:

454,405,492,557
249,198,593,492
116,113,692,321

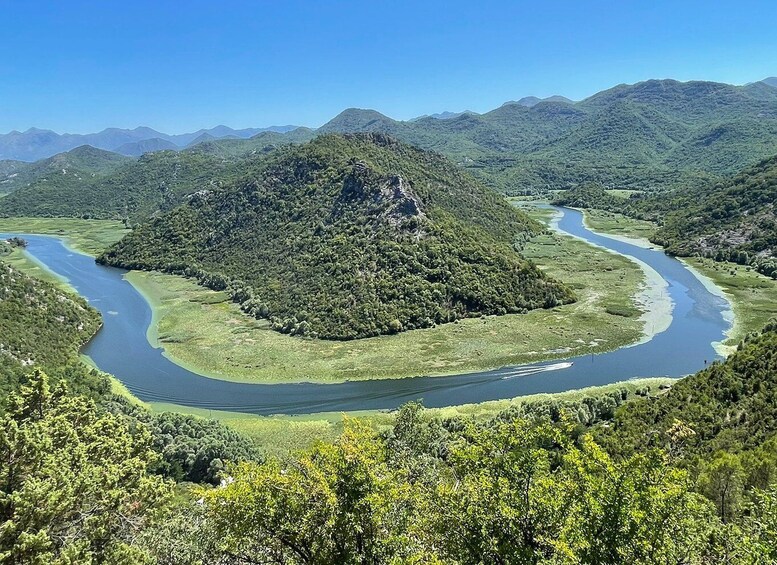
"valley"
1,204,734,416
3,38,777,559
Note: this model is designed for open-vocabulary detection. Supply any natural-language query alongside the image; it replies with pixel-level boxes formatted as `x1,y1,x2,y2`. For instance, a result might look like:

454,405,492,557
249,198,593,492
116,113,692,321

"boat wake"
500,361,574,380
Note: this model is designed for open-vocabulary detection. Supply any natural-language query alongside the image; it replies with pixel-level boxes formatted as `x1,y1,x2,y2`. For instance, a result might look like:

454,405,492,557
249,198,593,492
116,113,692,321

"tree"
0,370,172,563
203,419,436,564
699,451,745,523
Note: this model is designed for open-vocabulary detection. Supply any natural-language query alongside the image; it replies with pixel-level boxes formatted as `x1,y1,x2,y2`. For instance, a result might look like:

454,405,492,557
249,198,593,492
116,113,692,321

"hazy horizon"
3,74,776,137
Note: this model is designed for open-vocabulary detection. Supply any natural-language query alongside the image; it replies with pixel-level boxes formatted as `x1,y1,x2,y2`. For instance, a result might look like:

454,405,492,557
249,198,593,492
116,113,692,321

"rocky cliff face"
338,161,427,235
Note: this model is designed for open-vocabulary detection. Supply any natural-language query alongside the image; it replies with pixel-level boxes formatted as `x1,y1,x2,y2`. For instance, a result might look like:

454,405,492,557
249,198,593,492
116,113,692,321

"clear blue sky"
1,0,776,134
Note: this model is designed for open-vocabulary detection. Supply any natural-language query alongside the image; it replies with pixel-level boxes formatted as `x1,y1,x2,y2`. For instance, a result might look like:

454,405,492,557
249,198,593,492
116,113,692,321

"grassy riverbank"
577,208,777,346
581,208,659,243
127,224,647,384
0,218,129,292
685,258,777,348
0,217,128,255
148,377,672,456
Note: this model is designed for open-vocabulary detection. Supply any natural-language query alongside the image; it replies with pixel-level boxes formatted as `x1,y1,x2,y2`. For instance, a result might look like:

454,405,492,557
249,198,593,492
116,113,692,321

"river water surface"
4,207,731,414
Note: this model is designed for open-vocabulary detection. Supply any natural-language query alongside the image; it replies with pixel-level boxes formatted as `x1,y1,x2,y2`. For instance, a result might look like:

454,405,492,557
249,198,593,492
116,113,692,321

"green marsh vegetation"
125,223,645,384
0,217,129,255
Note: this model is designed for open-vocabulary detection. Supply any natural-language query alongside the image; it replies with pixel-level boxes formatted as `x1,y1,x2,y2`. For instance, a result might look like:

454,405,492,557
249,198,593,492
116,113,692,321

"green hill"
0,145,131,197
0,244,105,400
652,154,777,277
100,133,574,339
0,146,257,222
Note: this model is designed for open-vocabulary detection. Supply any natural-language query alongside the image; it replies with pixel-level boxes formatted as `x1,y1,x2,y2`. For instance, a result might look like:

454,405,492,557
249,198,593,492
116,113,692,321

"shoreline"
7,215,686,387
573,209,736,358
551,208,674,345
124,267,644,385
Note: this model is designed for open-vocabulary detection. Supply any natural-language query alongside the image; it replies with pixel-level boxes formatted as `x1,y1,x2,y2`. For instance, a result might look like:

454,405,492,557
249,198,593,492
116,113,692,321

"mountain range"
3,77,777,212
0,125,299,161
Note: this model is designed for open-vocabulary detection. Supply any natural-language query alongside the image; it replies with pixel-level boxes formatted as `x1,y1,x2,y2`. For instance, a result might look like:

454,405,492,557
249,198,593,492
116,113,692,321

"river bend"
3,207,731,414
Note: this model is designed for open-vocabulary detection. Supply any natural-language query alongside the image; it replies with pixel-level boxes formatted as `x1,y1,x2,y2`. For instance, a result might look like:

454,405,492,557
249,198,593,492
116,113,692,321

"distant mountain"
0,145,131,196
502,95,574,107
410,111,476,121
99,133,573,340
317,109,401,135
185,133,219,147
165,125,297,147
763,77,777,88
115,138,179,157
0,125,302,161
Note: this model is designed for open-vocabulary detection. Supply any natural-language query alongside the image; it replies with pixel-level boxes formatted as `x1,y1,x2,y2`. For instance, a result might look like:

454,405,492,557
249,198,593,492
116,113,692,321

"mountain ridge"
0,124,303,161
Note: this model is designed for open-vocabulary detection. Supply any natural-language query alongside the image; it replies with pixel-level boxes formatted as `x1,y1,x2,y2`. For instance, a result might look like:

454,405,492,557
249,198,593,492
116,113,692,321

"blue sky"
1,0,776,133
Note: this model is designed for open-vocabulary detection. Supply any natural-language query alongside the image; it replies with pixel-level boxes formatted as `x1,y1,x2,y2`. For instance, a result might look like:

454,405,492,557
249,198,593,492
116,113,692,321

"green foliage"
0,147,251,223
599,324,777,458
176,416,728,564
551,182,624,209
111,404,263,485
0,261,110,404
0,370,172,563
100,133,574,339
652,154,777,278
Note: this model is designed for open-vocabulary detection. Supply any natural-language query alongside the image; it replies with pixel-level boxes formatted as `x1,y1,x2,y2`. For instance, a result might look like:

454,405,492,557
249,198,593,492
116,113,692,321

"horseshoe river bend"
2,207,732,415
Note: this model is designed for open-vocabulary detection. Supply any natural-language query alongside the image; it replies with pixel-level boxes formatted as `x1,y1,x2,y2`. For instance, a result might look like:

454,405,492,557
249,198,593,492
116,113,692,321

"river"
2,207,731,415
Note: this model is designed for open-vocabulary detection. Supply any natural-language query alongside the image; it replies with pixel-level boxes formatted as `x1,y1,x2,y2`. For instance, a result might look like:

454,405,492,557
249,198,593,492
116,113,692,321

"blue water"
3,207,731,415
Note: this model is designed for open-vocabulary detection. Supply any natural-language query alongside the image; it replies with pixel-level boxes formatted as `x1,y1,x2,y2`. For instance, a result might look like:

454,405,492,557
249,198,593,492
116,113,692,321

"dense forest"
4,322,777,563
554,154,777,278
99,133,574,339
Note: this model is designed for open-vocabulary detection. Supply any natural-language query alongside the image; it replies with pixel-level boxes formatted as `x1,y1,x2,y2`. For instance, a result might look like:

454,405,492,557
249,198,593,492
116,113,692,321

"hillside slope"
0,147,255,222
0,243,103,399
600,322,777,459
0,145,131,195
652,155,777,277
100,134,574,339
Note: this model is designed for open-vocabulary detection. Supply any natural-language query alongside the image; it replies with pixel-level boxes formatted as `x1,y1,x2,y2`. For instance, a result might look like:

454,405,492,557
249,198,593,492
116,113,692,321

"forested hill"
601,322,777,458
0,146,252,221
0,145,130,195
652,154,777,277
100,133,574,339
0,244,106,400
554,154,777,278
